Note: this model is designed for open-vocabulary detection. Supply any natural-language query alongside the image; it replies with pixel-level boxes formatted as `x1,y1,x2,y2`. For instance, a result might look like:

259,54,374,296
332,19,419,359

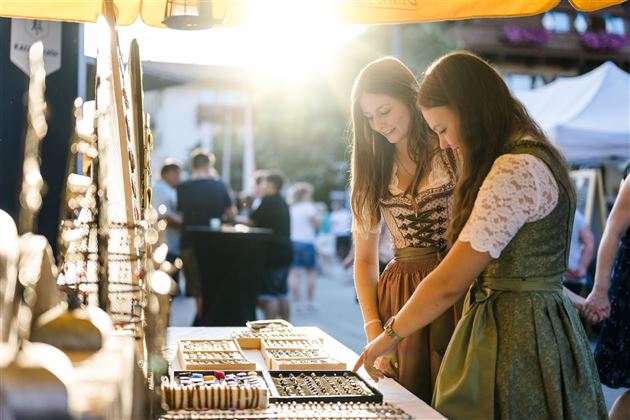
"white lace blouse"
458,153,559,258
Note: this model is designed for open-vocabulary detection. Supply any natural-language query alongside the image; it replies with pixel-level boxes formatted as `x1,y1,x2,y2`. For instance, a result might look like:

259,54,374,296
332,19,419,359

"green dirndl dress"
432,142,607,419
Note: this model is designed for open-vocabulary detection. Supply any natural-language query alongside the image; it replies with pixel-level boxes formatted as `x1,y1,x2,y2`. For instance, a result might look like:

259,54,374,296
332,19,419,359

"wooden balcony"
445,2,630,75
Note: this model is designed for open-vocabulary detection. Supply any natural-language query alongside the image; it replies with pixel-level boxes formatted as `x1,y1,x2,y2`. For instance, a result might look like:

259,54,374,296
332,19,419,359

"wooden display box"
178,354,257,371
261,338,323,351
270,358,347,371
262,348,330,369
177,339,255,371
232,328,322,350
232,335,262,350
179,339,241,352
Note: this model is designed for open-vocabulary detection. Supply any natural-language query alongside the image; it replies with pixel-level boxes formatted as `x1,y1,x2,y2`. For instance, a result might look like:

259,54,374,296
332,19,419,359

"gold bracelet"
363,319,382,329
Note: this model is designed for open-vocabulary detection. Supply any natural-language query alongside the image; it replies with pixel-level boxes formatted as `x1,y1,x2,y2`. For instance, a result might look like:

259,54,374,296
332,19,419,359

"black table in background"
188,226,274,326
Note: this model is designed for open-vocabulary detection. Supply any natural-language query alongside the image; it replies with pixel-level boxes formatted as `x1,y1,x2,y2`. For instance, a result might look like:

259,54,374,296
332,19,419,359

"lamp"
162,0,224,30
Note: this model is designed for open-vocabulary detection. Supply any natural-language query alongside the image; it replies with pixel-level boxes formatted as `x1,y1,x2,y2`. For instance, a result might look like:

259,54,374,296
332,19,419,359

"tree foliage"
220,23,456,203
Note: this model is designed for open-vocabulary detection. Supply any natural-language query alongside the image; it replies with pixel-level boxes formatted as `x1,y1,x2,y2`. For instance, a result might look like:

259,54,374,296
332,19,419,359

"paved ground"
170,261,624,411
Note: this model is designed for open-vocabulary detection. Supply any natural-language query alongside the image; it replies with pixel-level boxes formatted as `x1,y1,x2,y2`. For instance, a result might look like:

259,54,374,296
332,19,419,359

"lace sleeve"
458,154,559,258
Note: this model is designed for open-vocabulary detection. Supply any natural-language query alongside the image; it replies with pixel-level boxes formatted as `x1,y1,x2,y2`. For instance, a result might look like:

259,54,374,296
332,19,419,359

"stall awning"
515,62,630,163
0,0,624,27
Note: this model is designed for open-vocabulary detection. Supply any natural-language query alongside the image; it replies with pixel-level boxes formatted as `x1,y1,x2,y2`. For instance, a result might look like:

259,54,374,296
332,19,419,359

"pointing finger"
353,351,365,373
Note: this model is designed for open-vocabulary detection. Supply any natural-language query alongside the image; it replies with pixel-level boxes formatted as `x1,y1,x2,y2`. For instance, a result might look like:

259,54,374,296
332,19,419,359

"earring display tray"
178,355,257,371
261,339,323,351
262,348,332,368
177,340,255,371
232,328,322,350
267,371,383,403
179,339,241,352
270,358,347,371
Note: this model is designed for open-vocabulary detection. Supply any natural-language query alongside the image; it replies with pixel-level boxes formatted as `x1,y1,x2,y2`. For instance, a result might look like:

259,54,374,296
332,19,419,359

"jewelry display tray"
172,370,270,387
265,370,383,404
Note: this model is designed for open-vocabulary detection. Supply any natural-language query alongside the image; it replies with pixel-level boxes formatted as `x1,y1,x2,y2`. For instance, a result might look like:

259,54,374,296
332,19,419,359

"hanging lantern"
162,0,224,30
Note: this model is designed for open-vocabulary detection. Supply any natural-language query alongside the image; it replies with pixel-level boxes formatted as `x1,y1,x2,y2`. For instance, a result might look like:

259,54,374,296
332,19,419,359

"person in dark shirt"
177,148,236,323
153,159,183,286
250,170,292,321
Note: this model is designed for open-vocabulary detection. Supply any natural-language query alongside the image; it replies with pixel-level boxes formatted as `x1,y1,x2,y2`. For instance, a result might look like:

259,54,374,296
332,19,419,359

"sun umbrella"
0,0,624,27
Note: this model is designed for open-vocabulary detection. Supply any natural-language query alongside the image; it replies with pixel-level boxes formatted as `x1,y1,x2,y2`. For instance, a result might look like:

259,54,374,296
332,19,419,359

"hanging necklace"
395,156,416,179
395,156,420,217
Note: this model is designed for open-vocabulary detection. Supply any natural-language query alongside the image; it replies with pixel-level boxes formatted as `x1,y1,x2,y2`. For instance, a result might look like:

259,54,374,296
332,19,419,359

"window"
542,12,571,33
574,14,588,34
505,74,536,92
605,16,627,35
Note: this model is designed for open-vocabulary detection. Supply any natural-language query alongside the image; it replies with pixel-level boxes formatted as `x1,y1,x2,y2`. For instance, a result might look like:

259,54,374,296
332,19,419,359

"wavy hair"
418,51,575,245
350,57,435,232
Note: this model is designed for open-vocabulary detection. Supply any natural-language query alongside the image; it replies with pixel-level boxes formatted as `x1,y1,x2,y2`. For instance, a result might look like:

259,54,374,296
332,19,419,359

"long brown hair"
350,57,435,232
418,51,575,245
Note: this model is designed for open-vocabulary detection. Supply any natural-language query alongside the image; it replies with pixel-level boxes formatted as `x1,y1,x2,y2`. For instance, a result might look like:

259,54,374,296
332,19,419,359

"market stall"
515,61,630,164
1,1,625,419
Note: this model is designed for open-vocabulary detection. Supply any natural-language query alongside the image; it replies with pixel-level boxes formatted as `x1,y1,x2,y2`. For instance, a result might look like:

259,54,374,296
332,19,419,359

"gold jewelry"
395,157,415,178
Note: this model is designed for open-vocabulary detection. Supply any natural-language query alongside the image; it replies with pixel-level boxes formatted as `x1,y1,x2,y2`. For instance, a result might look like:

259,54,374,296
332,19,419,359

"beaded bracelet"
363,319,382,329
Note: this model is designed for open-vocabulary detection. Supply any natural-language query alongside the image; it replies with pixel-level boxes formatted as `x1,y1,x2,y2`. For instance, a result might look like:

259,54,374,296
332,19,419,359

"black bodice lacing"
396,204,447,251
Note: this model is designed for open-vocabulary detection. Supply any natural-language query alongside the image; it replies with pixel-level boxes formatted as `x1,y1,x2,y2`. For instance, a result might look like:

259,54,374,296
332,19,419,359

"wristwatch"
383,316,403,342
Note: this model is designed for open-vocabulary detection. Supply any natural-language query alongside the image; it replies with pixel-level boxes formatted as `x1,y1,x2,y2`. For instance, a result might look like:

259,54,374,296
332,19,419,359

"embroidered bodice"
378,150,457,251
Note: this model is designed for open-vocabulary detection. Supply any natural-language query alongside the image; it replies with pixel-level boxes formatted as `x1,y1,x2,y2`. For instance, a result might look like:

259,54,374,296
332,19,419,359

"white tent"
515,61,630,163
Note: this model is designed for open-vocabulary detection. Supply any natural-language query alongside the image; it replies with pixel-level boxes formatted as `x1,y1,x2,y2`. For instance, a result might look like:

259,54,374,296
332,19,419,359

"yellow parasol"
0,0,624,28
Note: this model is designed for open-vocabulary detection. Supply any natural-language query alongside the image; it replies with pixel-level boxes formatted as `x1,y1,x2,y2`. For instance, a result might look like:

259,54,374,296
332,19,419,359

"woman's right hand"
365,322,384,342
354,332,399,381
584,289,611,323
364,323,398,379
375,354,399,380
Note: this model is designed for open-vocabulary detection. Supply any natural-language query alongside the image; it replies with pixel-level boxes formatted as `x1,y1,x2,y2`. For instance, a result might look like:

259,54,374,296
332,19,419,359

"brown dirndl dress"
375,149,459,402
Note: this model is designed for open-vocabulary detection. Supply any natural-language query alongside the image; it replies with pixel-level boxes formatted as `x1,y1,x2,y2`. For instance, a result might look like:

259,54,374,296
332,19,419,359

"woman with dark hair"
350,56,459,401
354,51,606,418
584,164,630,418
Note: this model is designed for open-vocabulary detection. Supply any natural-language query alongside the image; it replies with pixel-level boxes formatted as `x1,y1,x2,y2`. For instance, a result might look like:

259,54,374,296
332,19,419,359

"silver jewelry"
383,316,403,342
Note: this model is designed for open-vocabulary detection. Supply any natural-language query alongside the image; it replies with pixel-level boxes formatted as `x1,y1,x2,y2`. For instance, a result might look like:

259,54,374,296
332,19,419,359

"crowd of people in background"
152,148,358,325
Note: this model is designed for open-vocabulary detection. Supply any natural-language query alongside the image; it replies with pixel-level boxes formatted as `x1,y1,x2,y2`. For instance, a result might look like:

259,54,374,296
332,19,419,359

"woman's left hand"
584,289,611,323
353,332,398,381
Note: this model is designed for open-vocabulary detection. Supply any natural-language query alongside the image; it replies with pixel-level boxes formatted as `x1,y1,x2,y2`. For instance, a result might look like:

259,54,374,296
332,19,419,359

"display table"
165,326,445,419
